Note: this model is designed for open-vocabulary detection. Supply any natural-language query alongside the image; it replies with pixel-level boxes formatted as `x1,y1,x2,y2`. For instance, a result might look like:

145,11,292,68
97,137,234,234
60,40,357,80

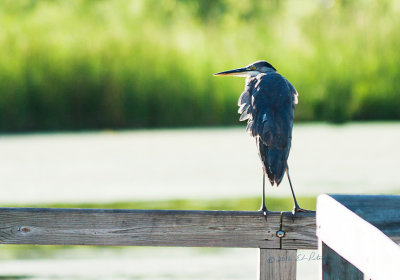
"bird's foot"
259,205,269,216
292,206,315,215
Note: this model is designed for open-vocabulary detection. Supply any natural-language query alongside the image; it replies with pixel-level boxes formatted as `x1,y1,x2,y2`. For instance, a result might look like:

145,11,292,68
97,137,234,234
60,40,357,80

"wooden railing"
0,208,316,279
317,194,400,280
1,194,397,279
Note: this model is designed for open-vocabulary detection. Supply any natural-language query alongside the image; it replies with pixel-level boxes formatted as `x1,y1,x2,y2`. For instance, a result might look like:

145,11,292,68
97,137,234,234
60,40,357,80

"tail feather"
258,139,287,186
267,149,286,186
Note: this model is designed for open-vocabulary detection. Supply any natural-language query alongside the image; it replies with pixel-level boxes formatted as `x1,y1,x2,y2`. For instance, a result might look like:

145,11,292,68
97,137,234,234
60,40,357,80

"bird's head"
214,60,276,77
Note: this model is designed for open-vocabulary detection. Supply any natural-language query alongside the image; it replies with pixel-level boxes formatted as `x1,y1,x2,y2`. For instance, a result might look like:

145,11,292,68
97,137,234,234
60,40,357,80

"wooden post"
259,249,297,280
321,242,363,280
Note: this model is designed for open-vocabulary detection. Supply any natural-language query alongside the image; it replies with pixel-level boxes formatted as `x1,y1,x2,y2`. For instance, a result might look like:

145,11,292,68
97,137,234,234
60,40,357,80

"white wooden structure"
317,194,400,280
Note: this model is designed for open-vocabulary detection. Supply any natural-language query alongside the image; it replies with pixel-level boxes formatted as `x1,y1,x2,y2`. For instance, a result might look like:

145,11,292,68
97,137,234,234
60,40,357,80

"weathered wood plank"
282,212,317,249
317,194,400,280
321,242,363,280
0,208,315,248
259,249,297,280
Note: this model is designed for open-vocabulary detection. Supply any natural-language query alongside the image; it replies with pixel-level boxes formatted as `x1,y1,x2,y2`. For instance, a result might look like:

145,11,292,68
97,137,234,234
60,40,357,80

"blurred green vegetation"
6,196,316,212
0,0,399,132
0,196,315,259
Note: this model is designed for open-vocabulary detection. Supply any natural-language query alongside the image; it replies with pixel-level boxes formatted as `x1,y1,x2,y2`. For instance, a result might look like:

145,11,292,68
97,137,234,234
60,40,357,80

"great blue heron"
214,60,309,213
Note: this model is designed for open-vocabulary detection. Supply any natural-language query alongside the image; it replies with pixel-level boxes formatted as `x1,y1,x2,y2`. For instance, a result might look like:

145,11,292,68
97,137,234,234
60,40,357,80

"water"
0,123,399,204
0,247,320,279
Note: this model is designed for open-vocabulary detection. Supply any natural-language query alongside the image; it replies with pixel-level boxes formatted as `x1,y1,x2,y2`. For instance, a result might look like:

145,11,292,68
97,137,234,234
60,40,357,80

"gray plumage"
238,72,298,186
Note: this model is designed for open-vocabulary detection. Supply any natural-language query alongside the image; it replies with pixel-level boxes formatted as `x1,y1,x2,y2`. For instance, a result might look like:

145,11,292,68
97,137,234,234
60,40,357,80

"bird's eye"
251,66,256,70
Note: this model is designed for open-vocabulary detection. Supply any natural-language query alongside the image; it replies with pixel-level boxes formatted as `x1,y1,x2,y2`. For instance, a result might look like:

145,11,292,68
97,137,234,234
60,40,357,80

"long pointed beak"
213,67,249,76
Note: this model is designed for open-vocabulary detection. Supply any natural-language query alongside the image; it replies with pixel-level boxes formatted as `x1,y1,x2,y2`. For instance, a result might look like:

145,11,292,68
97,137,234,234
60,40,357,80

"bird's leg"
286,168,301,210
286,167,314,214
259,171,268,215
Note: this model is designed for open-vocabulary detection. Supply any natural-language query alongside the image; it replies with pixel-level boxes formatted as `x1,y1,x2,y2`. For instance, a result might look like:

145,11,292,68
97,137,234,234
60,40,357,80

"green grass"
1,0,400,132
0,196,315,260
4,196,316,212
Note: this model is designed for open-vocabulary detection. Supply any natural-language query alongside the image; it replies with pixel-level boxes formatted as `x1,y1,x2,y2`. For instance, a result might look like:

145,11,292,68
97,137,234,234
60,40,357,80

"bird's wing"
251,73,295,145
242,73,296,185
284,78,299,105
